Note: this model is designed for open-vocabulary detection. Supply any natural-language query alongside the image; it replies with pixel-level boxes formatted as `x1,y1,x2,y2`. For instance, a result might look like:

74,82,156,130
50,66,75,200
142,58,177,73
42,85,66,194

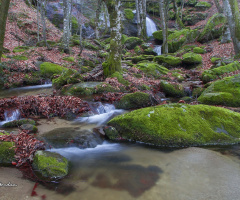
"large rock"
41,127,103,149
124,37,143,50
160,81,185,97
32,151,69,181
40,62,67,78
154,55,182,67
108,104,240,146
136,62,169,78
182,53,202,66
198,74,240,107
0,140,15,166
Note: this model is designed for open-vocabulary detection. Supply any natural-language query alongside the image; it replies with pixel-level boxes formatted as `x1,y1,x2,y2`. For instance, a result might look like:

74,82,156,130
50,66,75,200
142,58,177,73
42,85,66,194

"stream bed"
0,85,240,200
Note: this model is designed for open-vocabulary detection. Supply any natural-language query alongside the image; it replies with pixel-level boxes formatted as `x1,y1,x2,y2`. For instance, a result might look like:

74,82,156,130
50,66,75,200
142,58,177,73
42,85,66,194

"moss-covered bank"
108,104,240,147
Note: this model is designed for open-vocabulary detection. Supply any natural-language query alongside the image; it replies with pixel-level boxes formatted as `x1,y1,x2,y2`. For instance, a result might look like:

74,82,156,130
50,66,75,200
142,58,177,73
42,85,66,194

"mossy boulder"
13,46,30,53
211,57,222,64
2,119,35,128
40,62,67,78
193,47,206,54
52,69,82,89
11,55,28,60
152,30,174,42
0,141,15,166
20,124,38,134
62,56,75,62
183,13,208,26
195,1,212,10
185,0,198,7
154,55,182,67
198,74,240,107
182,53,202,65
197,14,226,43
124,9,134,20
95,83,121,94
128,55,154,64
136,62,169,78
36,40,57,47
160,81,185,97
108,103,240,146
124,37,143,50
168,29,199,53
111,72,129,86
32,151,69,181
201,61,240,83
116,92,153,110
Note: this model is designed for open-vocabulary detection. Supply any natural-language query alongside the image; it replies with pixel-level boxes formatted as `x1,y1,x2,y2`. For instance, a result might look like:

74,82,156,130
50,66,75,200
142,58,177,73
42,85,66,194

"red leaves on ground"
0,95,90,120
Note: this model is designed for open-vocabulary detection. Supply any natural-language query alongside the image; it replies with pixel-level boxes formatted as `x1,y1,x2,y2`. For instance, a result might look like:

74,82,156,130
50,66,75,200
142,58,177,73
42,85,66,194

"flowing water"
1,86,240,200
146,17,157,37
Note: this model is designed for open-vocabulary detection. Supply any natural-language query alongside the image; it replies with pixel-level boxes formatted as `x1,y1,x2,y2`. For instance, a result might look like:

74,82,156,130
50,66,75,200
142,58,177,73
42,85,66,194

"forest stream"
0,84,240,200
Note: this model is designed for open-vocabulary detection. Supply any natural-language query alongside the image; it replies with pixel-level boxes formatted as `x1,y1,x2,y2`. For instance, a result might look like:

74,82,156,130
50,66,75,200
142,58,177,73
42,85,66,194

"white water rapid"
146,17,157,37
0,109,20,126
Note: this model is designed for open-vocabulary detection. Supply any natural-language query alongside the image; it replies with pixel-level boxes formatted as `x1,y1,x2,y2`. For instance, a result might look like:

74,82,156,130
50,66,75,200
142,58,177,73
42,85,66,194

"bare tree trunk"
103,0,122,77
223,0,240,55
173,0,185,29
214,0,223,13
0,0,10,62
77,0,84,56
37,0,40,42
159,0,168,54
69,0,73,37
136,0,147,39
95,0,102,39
63,0,71,54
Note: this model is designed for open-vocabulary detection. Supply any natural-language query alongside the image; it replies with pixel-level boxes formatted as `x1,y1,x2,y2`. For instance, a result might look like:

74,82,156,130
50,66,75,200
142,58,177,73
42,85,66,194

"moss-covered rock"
40,62,67,78
195,1,212,10
198,74,240,106
108,103,240,146
193,47,206,54
152,30,174,42
185,0,198,7
211,57,222,64
32,151,69,180
36,40,57,47
160,81,185,97
201,61,240,83
2,119,35,128
183,13,208,26
20,124,38,134
168,29,199,53
182,53,202,65
52,69,82,89
143,47,157,56
0,141,15,166
128,55,154,64
95,83,121,94
137,62,168,78
154,55,182,67
111,72,129,86
116,92,153,110
124,37,143,50
124,9,134,20
11,55,28,61
62,56,75,62
197,14,226,43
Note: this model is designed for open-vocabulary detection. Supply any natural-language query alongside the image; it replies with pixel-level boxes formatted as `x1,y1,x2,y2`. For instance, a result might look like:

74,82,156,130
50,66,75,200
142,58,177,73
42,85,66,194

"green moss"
124,9,134,20
32,151,68,180
11,55,28,60
211,57,222,64
83,41,99,50
116,92,152,110
183,13,208,26
186,0,198,6
172,72,185,82
160,81,185,97
95,83,121,94
134,46,143,55
124,37,143,50
128,55,154,64
195,1,212,10
40,62,67,78
137,62,168,78
152,30,174,42
0,141,15,166
36,40,56,47
2,119,35,128
193,47,206,54
201,61,240,83
52,69,82,89
197,14,226,43
192,87,205,98
62,57,75,62
111,72,129,86
108,103,240,146
13,46,30,53
154,55,182,67
198,74,240,106
182,53,202,65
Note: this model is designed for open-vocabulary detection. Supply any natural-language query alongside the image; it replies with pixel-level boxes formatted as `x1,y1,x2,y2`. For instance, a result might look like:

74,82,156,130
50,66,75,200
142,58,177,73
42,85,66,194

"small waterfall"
154,45,162,55
0,109,20,126
146,17,157,37
75,103,124,125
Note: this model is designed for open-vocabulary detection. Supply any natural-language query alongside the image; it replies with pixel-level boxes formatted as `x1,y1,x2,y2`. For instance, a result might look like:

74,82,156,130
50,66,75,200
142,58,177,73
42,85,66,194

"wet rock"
41,127,103,149
0,141,15,166
32,150,69,181
2,119,36,128
103,126,120,140
20,124,38,134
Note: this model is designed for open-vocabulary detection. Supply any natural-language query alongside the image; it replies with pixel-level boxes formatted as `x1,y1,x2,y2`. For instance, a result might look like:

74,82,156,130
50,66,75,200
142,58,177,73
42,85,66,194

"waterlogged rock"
41,127,103,149
32,151,69,180
116,92,154,110
108,104,240,147
2,119,35,128
198,74,240,107
0,141,15,166
20,124,38,134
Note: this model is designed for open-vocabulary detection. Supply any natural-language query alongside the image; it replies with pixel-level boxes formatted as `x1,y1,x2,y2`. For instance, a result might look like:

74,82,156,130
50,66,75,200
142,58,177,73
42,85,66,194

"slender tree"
135,0,147,39
222,0,240,55
214,0,223,13
173,0,184,29
63,0,71,53
102,0,122,77
0,0,11,62
95,0,103,39
159,0,168,54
